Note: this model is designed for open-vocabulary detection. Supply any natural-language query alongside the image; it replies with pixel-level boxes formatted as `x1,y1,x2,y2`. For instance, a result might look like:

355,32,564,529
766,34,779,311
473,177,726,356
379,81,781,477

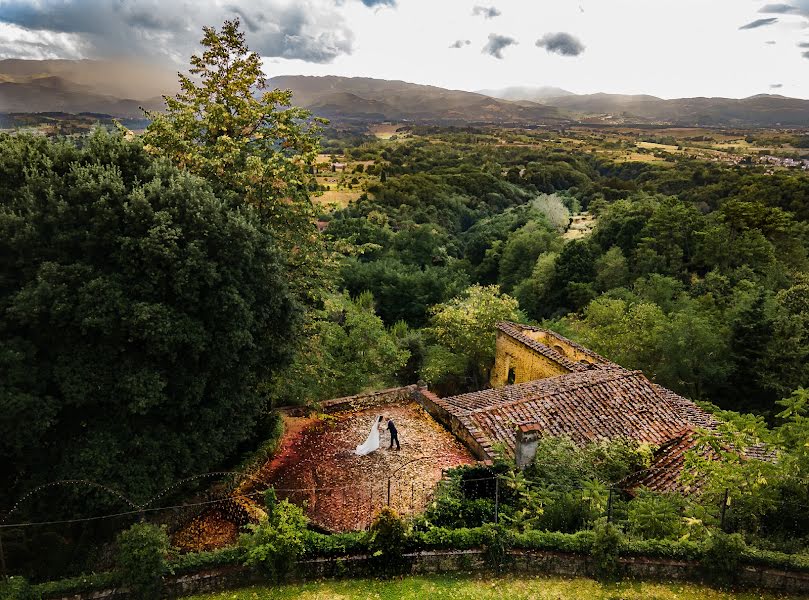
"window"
507,367,516,385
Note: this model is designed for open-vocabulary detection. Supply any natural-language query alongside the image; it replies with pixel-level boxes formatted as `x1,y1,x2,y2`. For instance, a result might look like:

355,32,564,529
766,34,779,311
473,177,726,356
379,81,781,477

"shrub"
591,520,624,580
516,529,595,553
116,523,170,600
702,531,746,584
240,498,308,581
480,523,514,572
368,507,409,572
31,572,120,599
627,492,684,540
0,577,35,600
302,531,368,558
171,547,245,573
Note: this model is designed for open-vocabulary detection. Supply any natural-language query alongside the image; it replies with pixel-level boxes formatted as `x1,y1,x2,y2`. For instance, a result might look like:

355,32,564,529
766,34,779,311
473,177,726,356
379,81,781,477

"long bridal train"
356,415,382,455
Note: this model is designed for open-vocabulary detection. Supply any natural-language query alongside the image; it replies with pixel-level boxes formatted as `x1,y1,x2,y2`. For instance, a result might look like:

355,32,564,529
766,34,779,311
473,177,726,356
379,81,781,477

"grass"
186,574,808,600
313,190,363,209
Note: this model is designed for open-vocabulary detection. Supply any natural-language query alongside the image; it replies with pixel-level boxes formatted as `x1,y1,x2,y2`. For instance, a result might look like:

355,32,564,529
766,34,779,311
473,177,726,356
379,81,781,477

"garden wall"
278,385,418,417
43,549,809,599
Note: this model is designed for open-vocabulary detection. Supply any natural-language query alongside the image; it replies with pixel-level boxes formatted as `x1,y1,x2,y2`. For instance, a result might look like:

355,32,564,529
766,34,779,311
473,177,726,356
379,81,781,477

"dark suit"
387,420,400,449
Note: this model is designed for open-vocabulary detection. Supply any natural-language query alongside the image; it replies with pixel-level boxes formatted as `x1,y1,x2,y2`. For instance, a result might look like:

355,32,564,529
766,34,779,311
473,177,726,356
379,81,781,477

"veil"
355,415,382,455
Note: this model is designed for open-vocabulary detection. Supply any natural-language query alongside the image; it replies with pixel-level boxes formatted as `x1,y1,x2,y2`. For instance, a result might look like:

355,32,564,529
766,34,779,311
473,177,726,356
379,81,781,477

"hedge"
31,572,120,598
25,527,809,598
171,547,246,574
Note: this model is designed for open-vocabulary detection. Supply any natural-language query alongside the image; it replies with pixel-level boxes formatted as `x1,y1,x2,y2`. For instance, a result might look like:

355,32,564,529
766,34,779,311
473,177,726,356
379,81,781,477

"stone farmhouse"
417,322,764,492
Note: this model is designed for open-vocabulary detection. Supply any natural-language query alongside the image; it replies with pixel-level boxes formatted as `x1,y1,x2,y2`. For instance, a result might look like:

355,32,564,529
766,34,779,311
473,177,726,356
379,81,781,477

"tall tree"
424,285,522,391
142,19,329,305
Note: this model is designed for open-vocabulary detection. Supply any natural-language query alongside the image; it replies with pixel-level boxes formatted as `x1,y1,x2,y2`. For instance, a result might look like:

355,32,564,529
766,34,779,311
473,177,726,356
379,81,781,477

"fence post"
607,488,614,523
720,488,729,531
494,476,500,525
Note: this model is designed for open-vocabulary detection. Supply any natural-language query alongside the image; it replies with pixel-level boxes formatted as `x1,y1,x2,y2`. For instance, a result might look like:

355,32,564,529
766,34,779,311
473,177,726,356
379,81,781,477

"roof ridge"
496,321,611,365
465,367,645,414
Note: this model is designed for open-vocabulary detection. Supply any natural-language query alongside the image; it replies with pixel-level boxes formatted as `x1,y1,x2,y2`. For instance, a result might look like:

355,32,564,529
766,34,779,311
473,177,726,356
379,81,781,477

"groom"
386,417,400,450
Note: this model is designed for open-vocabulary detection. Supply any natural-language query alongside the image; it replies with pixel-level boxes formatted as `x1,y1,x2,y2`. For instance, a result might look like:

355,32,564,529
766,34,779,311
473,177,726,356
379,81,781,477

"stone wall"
279,386,418,417
413,387,490,461
45,550,809,599
490,331,571,387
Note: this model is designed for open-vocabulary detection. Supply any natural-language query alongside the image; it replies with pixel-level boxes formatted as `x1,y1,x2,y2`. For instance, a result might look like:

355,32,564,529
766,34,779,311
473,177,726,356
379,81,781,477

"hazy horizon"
0,0,808,100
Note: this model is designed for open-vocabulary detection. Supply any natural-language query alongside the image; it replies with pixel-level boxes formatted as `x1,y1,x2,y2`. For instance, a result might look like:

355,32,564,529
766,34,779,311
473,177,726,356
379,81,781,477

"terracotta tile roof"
496,322,610,371
436,366,692,459
653,386,718,431
621,429,714,494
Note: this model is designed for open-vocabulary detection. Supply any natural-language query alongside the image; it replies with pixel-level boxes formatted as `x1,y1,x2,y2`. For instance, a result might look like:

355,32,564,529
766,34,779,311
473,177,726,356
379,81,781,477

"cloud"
449,39,471,48
766,40,777,44
739,17,779,29
770,83,783,88
0,22,86,59
472,5,501,19
0,0,354,63
536,32,585,56
759,3,797,13
481,33,516,58
360,0,396,6
804,50,809,58
799,41,809,46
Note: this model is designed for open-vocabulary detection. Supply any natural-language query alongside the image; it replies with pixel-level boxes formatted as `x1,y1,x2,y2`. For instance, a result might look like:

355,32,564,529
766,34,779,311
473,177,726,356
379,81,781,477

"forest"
316,131,809,413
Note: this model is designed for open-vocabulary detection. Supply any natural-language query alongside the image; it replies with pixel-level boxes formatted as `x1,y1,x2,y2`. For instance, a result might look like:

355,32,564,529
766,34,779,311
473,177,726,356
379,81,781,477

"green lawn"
187,574,808,600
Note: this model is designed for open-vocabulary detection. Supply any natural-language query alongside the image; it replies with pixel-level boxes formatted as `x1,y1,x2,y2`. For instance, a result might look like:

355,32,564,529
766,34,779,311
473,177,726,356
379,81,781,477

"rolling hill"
0,59,173,117
478,87,809,127
267,75,565,124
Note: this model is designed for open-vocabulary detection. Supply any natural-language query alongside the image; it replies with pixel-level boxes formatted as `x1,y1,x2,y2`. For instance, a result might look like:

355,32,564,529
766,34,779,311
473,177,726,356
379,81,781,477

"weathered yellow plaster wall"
490,331,571,387
523,330,599,365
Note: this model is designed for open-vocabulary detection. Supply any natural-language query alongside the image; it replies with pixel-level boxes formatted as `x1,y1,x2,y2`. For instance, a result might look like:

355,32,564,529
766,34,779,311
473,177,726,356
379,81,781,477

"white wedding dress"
355,417,381,455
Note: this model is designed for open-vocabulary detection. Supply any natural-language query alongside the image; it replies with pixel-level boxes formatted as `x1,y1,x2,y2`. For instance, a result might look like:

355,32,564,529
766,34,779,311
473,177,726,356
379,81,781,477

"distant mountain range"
0,59,172,117
2,60,809,127
267,76,564,124
479,87,809,127
475,86,575,102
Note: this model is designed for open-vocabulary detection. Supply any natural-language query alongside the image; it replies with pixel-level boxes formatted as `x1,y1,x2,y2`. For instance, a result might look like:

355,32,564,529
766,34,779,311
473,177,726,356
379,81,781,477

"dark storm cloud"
536,32,585,56
0,0,354,63
759,3,797,13
472,5,501,19
481,33,516,59
739,17,779,29
449,39,471,48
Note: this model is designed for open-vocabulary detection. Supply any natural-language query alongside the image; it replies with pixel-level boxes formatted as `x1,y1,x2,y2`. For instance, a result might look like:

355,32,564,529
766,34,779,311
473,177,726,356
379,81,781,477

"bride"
355,415,383,455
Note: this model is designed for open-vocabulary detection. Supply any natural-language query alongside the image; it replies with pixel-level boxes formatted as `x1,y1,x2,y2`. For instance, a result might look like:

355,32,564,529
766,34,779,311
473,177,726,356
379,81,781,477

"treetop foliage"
0,129,298,514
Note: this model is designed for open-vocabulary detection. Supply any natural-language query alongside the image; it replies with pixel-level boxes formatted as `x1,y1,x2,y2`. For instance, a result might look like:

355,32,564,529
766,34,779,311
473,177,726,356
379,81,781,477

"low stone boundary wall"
413,387,490,462
278,386,418,418
45,549,809,599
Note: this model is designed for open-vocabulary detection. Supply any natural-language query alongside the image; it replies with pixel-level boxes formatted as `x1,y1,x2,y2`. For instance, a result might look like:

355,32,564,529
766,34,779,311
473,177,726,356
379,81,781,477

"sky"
0,0,808,99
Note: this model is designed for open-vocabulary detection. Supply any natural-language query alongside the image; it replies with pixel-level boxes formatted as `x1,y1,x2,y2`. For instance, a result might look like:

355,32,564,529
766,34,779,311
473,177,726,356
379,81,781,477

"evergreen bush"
116,523,170,600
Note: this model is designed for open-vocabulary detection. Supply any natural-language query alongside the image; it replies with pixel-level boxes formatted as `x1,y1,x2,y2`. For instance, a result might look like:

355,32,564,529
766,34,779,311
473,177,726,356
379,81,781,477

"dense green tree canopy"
0,131,298,512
